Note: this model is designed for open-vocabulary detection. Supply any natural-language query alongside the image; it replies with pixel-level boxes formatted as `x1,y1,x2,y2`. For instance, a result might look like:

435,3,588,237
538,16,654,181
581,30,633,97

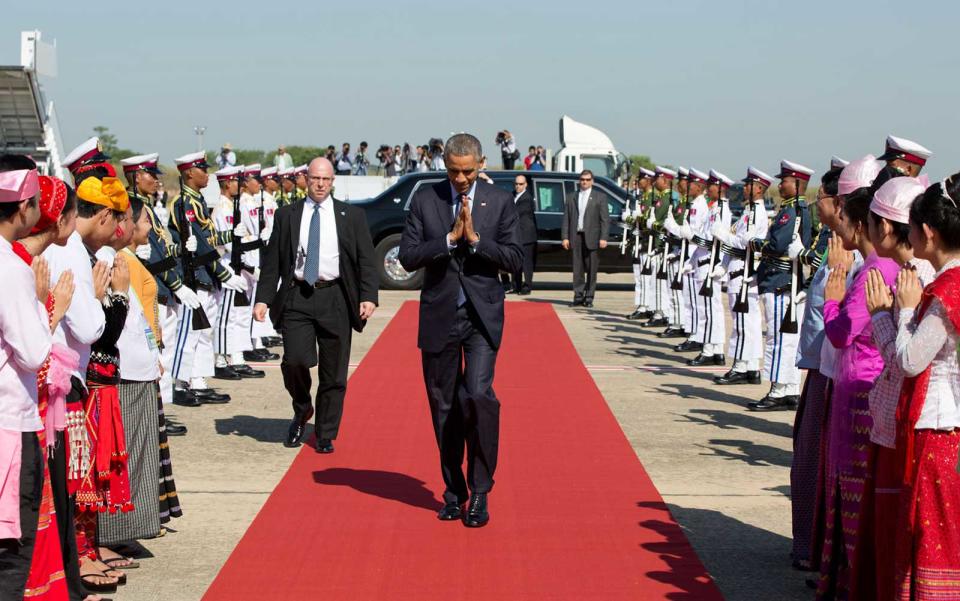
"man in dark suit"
254,157,379,453
510,174,537,294
561,169,610,307
398,133,522,528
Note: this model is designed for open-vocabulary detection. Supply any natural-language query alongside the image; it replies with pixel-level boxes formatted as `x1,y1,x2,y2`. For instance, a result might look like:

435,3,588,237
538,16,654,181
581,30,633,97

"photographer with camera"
354,141,369,175
496,130,519,170
374,145,396,176
428,138,445,170
335,142,354,175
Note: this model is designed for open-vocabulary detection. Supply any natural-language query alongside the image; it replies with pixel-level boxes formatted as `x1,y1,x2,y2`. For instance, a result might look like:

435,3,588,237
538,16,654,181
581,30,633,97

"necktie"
304,202,321,285
455,194,468,307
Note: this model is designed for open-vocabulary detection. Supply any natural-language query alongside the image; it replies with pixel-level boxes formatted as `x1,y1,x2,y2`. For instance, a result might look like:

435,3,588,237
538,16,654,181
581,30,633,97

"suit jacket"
398,180,523,353
514,190,538,245
561,188,610,250
256,197,379,332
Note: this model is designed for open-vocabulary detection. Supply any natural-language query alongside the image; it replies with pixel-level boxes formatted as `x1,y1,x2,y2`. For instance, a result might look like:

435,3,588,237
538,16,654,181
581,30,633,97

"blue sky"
3,1,957,179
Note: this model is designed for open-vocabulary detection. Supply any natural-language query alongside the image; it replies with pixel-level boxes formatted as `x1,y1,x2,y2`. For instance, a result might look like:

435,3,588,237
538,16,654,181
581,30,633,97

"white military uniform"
720,196,768,371
212,192,255,364
690,191,730,356
250,190,278,345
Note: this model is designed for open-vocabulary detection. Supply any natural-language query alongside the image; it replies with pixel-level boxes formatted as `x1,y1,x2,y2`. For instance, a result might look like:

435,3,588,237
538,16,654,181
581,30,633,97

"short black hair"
580,169,594,178
77,198,108,219
909,174,960,251
130,196,145,223
869,210,912,247
821,168,841,196
842,187,872,228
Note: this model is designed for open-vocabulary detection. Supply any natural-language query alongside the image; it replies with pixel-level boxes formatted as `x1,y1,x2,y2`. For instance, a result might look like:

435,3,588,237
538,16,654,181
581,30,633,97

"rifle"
780,201,804,334
670,186,688,291
655,184,673,281
619,193,631,255
632,191,642,259
230,174,250,307
732,185,756,313
176,180,212,330
699,196,724,297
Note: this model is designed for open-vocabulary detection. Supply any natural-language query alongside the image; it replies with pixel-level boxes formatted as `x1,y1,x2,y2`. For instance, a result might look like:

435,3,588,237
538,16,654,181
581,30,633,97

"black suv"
350,171,634,289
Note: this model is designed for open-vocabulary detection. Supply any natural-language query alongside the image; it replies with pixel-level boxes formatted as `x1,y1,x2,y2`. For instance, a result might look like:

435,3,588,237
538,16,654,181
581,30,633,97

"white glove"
174,286,201,309
222,274,246,292
185,235,198,253
787,237,804,259
260,228,272,242
679,223,694,241
135,244,152,260
682,263,695,274
711,264,726,279
711,223,728,244
233,223,249,238
253,267,261,282
646,215,655,229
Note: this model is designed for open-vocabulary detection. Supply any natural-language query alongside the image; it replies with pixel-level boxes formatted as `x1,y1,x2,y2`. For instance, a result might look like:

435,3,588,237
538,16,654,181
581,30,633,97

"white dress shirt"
0,237,51,432
117,268,160,381
43,231,106,380
577,188,591,232
896,257,960,431
295,194,340,281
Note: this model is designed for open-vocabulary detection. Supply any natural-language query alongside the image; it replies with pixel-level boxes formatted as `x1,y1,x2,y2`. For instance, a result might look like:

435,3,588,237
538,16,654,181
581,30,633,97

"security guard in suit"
748,160,813,410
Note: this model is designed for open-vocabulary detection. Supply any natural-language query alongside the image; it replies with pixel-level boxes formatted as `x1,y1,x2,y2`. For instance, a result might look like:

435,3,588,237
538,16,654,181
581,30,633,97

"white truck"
550,115,630,184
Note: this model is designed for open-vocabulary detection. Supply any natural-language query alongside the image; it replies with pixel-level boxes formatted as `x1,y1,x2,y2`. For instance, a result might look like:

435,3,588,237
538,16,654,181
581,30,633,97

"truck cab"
551,115,629,184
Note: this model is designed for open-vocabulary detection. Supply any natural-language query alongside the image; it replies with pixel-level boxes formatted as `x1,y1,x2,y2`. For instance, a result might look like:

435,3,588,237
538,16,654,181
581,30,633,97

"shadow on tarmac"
312,468,443,512
215,415,291,444
677,408,794,440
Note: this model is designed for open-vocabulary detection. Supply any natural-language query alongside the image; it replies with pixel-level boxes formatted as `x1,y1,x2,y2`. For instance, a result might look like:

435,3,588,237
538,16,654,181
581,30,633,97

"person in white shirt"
273,145,294,171
0,156,53,597
889,175,960,600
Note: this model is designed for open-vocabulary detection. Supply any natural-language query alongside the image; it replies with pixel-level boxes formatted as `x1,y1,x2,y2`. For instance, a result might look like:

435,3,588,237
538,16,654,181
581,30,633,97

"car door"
590,184,632,272
531,178,567,270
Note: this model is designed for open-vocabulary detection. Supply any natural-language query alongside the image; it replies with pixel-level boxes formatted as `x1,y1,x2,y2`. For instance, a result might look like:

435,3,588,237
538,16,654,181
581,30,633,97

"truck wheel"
375,233,423,290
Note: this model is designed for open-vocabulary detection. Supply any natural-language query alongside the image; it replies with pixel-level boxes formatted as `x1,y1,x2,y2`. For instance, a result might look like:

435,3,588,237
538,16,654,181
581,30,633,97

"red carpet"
203,301,722,600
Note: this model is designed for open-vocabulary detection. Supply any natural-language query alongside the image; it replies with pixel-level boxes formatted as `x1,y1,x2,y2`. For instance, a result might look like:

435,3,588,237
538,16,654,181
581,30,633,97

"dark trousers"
510,242,536,291
502,154,516,170
0,432,41,601
279,283,352,440
572,232,599,302
49,431,84,601
421,304,500,504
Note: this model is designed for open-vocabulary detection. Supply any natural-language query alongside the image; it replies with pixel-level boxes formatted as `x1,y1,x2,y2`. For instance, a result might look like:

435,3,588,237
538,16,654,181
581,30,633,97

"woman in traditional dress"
817,157,900,600
859,176,935,600
892,175,960,600
14,175,76,600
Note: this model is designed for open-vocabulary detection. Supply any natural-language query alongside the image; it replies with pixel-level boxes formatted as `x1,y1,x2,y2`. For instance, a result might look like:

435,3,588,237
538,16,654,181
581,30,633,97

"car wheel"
375,233,423,290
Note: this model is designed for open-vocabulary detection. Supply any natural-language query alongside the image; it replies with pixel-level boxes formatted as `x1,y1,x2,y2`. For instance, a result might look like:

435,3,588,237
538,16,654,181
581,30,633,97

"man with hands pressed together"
254,158,378,454
399,133,522,528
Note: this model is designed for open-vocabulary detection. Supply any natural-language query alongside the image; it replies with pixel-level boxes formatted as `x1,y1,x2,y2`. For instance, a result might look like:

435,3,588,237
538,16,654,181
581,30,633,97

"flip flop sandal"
103,556,140,569
80,571,118,593
102,569,126,586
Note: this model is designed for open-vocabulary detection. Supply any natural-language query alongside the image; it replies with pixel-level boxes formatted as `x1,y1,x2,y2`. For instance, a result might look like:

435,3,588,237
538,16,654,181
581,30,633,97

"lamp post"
193,126,206,152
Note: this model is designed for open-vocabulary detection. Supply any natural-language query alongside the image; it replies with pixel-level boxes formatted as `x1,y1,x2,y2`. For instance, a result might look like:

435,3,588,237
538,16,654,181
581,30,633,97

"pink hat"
870,176,926,224
0,168,39,203
838,154,885,196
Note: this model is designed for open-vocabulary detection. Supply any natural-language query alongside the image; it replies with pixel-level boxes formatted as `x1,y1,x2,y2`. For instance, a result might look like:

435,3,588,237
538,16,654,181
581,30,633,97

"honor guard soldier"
294,164,308,200
210,165,266,380
626,167,656,320
877,135,932,177
644,166,678,327
714,166,772,385
280,167,297,203
63,136,116,184
747,160,813,410
685,169,733,366
261,166,283,207
663,167,706,345
239,165,281,360
169,151,247,406
120,153,194,414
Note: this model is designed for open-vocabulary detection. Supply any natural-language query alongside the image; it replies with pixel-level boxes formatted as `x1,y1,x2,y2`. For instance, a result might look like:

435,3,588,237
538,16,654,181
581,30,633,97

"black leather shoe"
686,353,725,366
165,422,187,436
657,327,687,339
625,309,643,320
583,301,594,308
644,316,669,327
518,287,531,296
231,364,265,378
284,408,314,448
571,299,584,307
464,493,489,528
213,366,242,381
437,501,463,521
714,370,762,385
673,340,703,353
258,349,281,361
747,395,799,412
315,438,335,454
172,389,202,407
262,336,282,348
192,389,231,404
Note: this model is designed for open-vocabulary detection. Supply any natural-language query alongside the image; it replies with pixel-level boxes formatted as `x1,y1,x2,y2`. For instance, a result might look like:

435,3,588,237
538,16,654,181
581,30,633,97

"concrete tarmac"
107,272,811,601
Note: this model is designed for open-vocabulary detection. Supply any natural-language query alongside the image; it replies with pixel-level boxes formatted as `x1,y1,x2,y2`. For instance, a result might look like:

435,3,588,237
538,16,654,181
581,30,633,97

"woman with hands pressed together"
890,175,960,601
817,158,900,600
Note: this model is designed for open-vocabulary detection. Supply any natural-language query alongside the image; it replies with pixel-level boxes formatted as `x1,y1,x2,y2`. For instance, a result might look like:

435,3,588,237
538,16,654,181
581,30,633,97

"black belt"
721,244,745,259
240,239,265,252
692,236,710,249
297,278,340,289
